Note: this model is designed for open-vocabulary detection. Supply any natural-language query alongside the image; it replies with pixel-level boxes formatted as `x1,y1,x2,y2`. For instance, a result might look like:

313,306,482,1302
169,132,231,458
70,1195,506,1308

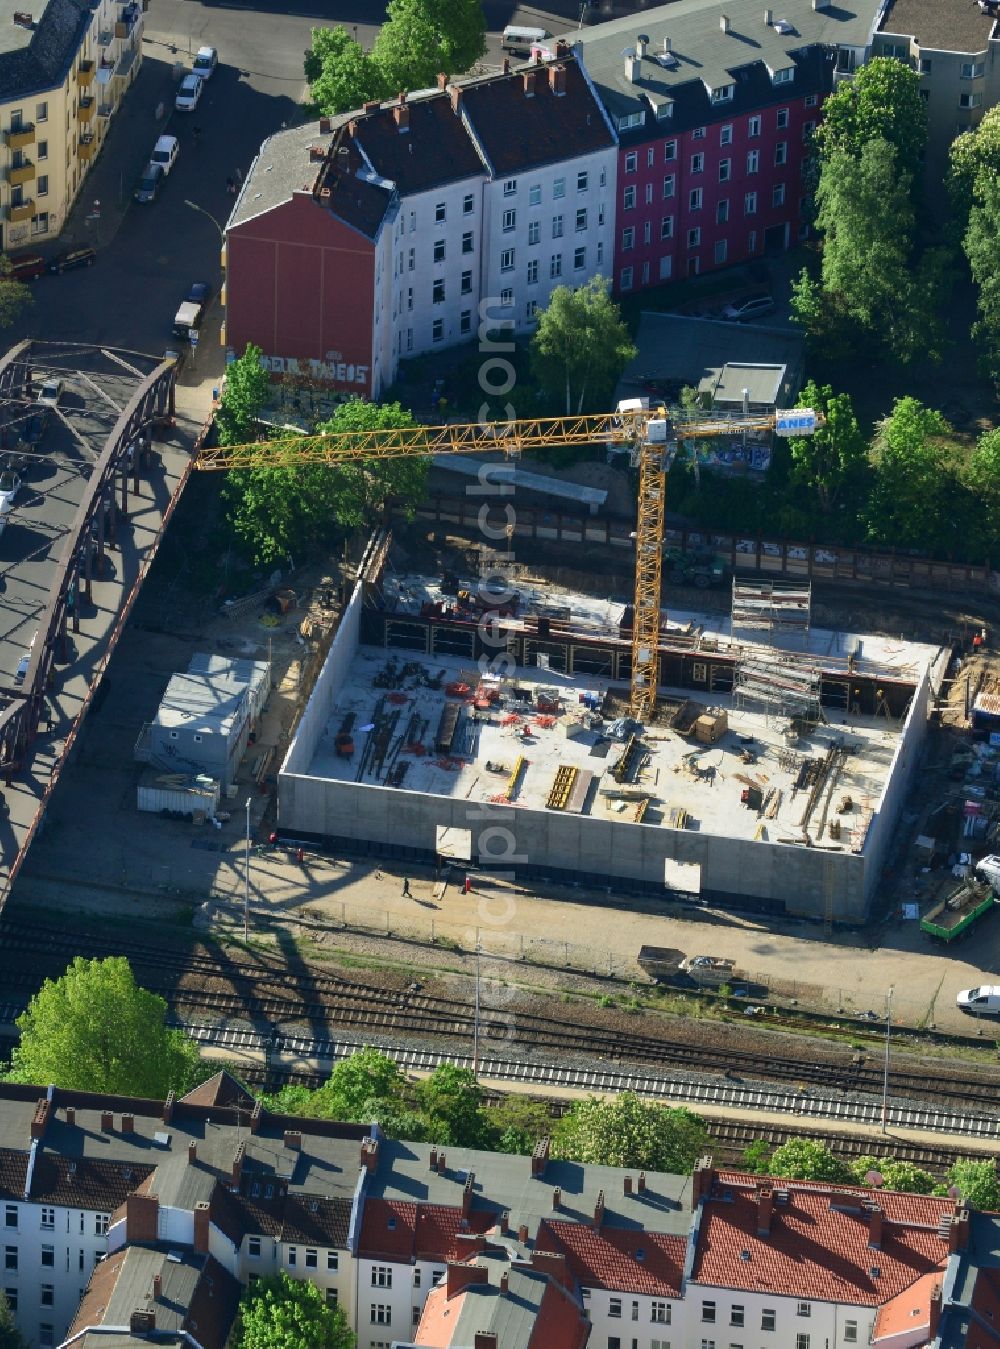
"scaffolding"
733,645,823,725
731,577,812,641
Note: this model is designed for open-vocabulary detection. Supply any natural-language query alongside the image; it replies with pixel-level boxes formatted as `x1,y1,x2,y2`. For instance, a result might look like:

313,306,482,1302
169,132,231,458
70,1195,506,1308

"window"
503,178,517,195
574,246,586,269
325,1289,339,1307
529,183,541,205
553,177,566,198
623,186,636,210
748,114,761,137
500,287,514,306
796,1336,810,1349
717,199,729,224
691,152,704,173
430,317,442,343
621,226,635,250
3,1208,14,1230
663,174,676,198
8,110,22,131
601,167,607,185
744,191,757,214
772,66,794,84
730,1306,744,1327
747,150,759,173
761,1309,776,1331
36,100,47,122
371,1305,391,1324
805,93,818,107
372,1266,392,1287
527,258,539,284
803,120,816,140
960,92,983,109
305,1249,318,1270
37,140,47,160
434,202,446,222
660,215,674,239
776,107,789,129
500,248,515,272
687,227,700,247
528,220,540,244
719,158,731,181
692,125,706,139
651,1302,671,1323
664,139,677,160
775,141,787,166
463,193,474,214
659,254,672,280
772,183,786,206
3,1291,14,1314
526,298,538,319
461,270,472,294
41,1208,54,1230
702,1301,716,1323
4,1250,15,1272
503,208,516,232
608,1340,621,1349
645,182,654,204
598,204,605,225
248,1237,261,1257
700,1341,715,1349
712,83,735,102
408,211,415,232
919,57,932,73
408,247,415,271
459,309,471,335
462,231,474,254
552,215,564,238
625,152,638,173
575,208,588,231
609,1297,622,1318
38,1327,53,1349
647,147,654,167
41,1246,54,1267
689,188,702,210
597,241,604,263
643,220,651,243
549,255,562,278
432,279,445,303
577,170,589,191
286,1247,297,1267
41,1284,54,1307
748,229,757,254
433,239,445,262
844,1321,857,1343
720,124,733,146
797,1303,811,1318
412,1268,420,1287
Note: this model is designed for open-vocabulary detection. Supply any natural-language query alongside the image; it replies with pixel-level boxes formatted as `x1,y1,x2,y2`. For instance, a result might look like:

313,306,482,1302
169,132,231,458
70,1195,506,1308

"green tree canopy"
767,1138,853,1183
414,1063,490,1147
373,0,485,94
864,397,959,551
217,344,272,447
306,28,384,115
269,1048,405,1121
235,1274,355,1349
553,1093,707,1172
848,1156,936,1195
966,427,1000,499
787,382,868,513
6,957,201,1097
815,56,927,182
0,256,31,330
531,276,637,415
948,106,1000,227
941,1158,1000,1210
963,173,1000,383
0,1290,27,1349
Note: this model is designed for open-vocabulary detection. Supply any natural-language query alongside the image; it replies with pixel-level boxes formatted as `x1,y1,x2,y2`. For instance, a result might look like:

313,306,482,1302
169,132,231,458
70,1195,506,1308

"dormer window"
711,83,735,102
772,66,794,85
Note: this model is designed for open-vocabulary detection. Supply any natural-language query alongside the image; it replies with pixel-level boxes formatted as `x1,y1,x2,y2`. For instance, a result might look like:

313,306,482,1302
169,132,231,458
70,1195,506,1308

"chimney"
284,1130,302,1151
692,1155,715,1208
437,72,448,90
455,1233,488,1257
929,1282,943,1337
250,1101,262,1135
555,38,569,57
319,116,331,134
445,1263,489,1299
474,1335,498,1349
462,1171,475,1217
764,7,773,22
129,1310,155,1335
430,1148,438,1170
548,64,566,95
528,1250,569,1290
636,34,649,56
531,1138,550,1179
638,1172,646,1194
500,1270,509,1294
625,53,640,82
30,1098,51,1141
361,1138,379,1173
522,69,537,97
720,12,731,30
188,1141,197,1165
517,1223,529,1244
101,1112,114,1132
663,35,672,52
812,0,827,8
152,1273,162,1300
552,1186,562,1210
65,1107,76,1127
232,1140,245,1188
363,99,380,113
437,1152,447,1175
394,101,409,132
757,1185,774,1238
593,1189,605,1229
193,1201,210,1255
624,1176,633,1196
162,1092,175,1125
309,145,325,162
125,1193,160,1245
949,1205,971,1253
502,57,510,74
868,1205,883,1249
121,1114,134,1135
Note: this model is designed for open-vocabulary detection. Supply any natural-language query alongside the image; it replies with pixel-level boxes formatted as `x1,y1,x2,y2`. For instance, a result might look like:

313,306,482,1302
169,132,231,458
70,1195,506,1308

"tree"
553,1093,707,1172
740,1139,773,1174
268,1049,405,1121
531,277,637,414
0,256,31,330
489,1095,554,1154
235,1274,355,1349
6,957,201,1097
947,106,1000,229
414,1063,490,1147
864,397,959,552
849,1156,936,1195
815,56,927,184
767,1139,853,1183
217,344,272,447
372,0,485,94
306,27,384,116
942,1158,1000,1210
963,174,1000,381
224,398,426,566
0,1290,27,1349
966,427,1000,500
787,382,868,513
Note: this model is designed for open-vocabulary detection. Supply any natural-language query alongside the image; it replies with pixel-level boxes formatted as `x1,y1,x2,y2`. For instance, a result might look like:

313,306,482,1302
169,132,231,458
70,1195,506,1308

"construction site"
279,535,948,922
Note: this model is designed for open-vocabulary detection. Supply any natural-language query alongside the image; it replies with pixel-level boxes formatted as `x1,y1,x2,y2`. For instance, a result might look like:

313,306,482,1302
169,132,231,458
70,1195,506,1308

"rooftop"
0,0,90,97
879,0,998,53
353,90,486,193
537,1218,687,1296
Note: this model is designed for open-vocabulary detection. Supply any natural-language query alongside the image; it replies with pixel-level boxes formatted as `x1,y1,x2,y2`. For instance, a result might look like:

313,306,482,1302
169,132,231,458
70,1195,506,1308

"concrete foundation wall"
862,665,930,904
282,580,363,776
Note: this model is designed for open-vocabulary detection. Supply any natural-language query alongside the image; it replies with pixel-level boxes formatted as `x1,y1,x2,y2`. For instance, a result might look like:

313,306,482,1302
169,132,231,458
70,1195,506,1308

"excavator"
194,401,819,718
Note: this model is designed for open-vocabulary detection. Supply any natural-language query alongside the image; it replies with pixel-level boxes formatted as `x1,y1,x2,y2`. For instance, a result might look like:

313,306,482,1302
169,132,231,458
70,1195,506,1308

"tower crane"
195,402,819,719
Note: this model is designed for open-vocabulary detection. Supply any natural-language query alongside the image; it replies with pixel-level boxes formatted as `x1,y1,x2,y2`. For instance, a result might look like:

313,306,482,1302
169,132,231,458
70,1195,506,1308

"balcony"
78,134,96,161
77,97,95,123
8,200,35,223
77,59,95,87
97,27,113,46
116,2,140,36
3,123,35,150
97,101,115,119
7,161,35,187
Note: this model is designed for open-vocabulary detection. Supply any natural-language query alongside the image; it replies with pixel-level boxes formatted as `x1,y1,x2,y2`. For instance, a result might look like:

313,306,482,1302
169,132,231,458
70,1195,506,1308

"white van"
501,24,551,52
14,630,37,686
957,985,1000,1016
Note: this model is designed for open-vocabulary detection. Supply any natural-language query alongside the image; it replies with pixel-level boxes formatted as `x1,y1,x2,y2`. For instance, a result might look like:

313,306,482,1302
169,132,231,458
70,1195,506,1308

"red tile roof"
529,1277,592,1349
359,1198,494,1262
353,93,486,193
30,1153,154,1211
872,1269,942,1342
0,1149,28,1201
972,1268,1000,1334
538,1218,685,1296
694,1177,953,1306
184,1254,242,1349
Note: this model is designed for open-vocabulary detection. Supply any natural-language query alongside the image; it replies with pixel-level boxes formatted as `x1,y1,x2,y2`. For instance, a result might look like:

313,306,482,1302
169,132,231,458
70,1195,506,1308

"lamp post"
244,796,252,943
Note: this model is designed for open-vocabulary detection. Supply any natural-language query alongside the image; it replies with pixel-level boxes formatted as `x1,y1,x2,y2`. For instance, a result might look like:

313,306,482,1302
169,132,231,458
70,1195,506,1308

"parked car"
134,162,164,204
172,300,204,340
192,45,217,78
46,246,95,274
0,469,22,513
957,985,1000,1016
7,252,45,282
13,632,37,686
721,294,776,323
175,74,203,112
187,281,213,307
151,135,179,176
37,377,64,407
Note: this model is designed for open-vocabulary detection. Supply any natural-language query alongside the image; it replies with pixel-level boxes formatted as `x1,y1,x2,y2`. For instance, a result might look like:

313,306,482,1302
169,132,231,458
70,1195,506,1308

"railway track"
3,918,1000,1112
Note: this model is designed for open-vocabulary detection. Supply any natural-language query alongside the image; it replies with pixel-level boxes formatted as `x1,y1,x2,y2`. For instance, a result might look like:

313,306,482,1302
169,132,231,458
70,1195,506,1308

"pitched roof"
353,92,486,192
872,1269,943,1342
0,0,91,99
181,1071,256,1111
694,1176,955,1306
538,1217,686,1296
0,1148,28,1200
359,1197,496,1262
415,1255,591,1349
30,1153,155,1210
